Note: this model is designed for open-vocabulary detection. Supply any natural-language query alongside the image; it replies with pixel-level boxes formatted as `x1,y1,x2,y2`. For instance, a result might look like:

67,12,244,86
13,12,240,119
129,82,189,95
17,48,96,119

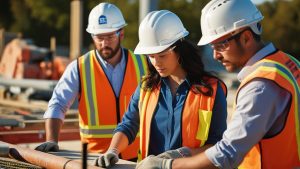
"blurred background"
0,0,299,60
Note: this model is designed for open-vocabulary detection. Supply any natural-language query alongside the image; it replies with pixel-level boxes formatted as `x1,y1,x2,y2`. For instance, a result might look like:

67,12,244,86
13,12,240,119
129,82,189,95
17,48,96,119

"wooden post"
70,0,83,60
0,29,4,60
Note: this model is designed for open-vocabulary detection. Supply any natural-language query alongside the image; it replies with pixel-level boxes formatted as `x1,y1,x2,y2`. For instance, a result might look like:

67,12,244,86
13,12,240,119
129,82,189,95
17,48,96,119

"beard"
98,40,121,61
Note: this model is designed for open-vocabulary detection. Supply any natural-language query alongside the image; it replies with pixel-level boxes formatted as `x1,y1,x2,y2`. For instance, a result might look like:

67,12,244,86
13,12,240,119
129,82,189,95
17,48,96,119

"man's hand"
34,141,59,152
157,147,191,159
135,155,173,169
93,148,119,168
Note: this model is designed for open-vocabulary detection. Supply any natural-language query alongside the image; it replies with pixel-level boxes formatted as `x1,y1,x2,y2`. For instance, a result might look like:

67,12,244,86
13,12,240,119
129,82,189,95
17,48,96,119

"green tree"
24,0,70,46
0,0,70,47
259,0,300,60
159,0,210,43
0,0,13,29
1,0,298,60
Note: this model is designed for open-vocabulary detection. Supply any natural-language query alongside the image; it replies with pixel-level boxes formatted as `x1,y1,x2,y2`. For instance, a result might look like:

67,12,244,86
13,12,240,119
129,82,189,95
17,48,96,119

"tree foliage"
259,0,300,60
0,1,14,29
0,0,299,60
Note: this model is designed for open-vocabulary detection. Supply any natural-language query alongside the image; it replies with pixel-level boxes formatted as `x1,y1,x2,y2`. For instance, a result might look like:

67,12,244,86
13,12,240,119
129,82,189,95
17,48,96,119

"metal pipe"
82,142,88,169
0,119,24,127
0,78,57,91
139,0,158,23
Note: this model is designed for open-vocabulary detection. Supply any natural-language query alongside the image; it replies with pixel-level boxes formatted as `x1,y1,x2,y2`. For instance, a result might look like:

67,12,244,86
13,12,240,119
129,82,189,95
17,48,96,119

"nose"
99,39,110,46
213,50,222,62
150,56,161,67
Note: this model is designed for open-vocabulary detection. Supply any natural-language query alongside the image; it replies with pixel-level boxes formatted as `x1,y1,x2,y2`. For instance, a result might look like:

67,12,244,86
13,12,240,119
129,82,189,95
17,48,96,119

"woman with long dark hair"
93,10,227,169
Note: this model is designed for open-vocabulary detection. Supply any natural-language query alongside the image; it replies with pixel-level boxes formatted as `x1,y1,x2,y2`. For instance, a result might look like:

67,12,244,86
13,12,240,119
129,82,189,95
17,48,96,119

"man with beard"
35,2,147,161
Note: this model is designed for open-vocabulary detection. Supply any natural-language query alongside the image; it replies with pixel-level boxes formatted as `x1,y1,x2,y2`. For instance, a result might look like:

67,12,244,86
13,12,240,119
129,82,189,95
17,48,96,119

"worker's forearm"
45,118,63,142
172,152,217,169
189,144,213,156
108,132,129,153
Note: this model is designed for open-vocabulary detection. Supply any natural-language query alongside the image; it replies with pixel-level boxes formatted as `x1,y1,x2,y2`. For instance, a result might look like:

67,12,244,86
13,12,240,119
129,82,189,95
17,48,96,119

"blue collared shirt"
44,48,126,120
115,77,227,155
96,50,126,97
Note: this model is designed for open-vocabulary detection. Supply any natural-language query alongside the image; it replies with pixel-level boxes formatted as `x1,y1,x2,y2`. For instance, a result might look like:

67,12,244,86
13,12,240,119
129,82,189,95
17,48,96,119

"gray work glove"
135,155,173,169
34,141,59,152
157,147,191,159
93,148,119,168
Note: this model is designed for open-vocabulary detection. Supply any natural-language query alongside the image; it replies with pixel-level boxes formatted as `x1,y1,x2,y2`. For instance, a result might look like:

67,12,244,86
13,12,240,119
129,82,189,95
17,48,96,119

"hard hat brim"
86,27,120,35
134,42,172,55
198,31,230,46
86,23,127,35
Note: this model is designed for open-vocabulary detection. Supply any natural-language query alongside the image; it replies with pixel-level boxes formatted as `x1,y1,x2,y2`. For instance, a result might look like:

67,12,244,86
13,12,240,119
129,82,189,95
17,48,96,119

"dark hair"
239,27,261,42
250,29,261,42
142,39,215,96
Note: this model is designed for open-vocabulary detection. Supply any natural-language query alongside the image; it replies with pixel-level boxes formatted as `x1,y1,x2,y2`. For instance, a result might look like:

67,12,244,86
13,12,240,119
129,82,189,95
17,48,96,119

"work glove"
93,148,119,168
34,141,59,152
135,155,173,169
157,147,191,159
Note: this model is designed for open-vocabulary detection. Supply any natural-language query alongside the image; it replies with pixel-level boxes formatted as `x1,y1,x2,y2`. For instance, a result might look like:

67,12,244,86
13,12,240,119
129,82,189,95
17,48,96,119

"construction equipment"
0,38,70,80
0,34,76,145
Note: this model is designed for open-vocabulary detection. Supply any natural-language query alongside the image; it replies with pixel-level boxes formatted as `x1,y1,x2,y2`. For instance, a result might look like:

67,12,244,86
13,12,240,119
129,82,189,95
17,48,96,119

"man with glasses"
35,2,147,162
138,0,299,168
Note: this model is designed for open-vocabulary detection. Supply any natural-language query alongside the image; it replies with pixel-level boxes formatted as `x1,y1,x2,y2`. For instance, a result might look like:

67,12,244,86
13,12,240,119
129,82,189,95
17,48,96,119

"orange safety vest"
235,51,300,169
138,77,227,160
77,49,148,160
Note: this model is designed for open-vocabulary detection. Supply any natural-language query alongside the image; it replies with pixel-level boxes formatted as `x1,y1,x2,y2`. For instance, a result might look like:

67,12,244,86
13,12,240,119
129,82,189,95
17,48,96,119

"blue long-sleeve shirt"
115,77,227,155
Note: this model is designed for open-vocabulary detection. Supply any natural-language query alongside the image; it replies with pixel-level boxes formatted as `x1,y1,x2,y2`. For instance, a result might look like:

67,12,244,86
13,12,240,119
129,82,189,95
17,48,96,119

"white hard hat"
86,3,127,35
134,10,189,55
198,0,263,46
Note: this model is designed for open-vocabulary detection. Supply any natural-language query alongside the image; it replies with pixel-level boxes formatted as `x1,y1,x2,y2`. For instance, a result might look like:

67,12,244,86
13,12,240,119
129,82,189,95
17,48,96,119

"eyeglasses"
147,46,176,58
92,31,120,43
210,29,248,52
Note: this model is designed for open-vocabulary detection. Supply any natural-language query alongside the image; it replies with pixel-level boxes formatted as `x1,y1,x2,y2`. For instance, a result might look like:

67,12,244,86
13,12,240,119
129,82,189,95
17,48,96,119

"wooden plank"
0,99,48,111
1,141,136,169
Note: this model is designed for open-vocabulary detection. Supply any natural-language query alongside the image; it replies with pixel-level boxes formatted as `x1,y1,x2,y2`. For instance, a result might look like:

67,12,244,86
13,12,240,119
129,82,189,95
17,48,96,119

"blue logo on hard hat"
99,15,107,25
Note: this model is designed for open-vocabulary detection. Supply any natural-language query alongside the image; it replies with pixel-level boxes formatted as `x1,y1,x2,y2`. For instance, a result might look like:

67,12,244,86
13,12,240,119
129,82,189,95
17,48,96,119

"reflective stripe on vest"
235,51,300,168
129,50,148,84
138,77,226,160
78,50,147,138
80,128,115,138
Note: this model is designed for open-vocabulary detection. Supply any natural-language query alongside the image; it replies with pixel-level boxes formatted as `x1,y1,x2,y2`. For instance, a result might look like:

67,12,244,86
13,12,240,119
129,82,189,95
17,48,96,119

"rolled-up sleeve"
205,79,291,168
43,60,79,121
114,85,141,144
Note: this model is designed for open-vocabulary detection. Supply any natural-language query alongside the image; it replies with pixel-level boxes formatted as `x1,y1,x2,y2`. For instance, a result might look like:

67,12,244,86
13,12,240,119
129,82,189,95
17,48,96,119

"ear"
240,30,252,47
119,29,125,40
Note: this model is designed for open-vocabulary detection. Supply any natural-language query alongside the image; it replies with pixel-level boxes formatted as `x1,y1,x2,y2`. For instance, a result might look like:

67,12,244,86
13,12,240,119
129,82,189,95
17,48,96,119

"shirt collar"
95,48,125,69
161,77,191,89
237,43,276,82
